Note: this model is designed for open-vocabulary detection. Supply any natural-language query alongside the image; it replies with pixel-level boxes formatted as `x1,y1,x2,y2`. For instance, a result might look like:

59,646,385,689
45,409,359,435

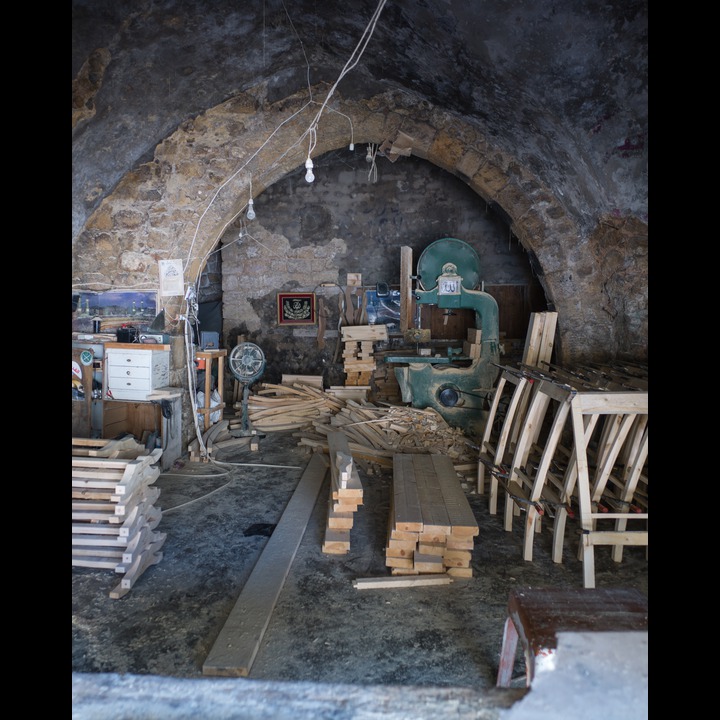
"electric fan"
228,342,266,436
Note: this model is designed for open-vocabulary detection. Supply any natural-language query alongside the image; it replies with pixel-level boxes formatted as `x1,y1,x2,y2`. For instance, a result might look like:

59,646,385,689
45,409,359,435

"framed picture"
277,292,316,325
72,290,159,333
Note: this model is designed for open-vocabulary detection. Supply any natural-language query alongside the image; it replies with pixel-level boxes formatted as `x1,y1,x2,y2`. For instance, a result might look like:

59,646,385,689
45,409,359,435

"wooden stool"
496,587,648,687
196,349,227,431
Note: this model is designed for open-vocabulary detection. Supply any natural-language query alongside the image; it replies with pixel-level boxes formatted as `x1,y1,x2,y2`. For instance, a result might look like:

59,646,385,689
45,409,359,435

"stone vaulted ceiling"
72,0,647,364
72,0,647,239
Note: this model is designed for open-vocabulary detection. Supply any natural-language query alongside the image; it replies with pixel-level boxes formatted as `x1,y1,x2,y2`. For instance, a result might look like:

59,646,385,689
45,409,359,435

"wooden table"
496,587,648,687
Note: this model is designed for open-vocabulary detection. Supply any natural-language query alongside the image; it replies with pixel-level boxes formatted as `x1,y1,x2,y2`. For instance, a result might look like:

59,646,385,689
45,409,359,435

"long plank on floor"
202,452,328,677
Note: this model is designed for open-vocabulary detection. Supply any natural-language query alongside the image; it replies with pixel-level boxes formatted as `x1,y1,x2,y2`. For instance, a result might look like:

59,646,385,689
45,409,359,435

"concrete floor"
72,428,648,717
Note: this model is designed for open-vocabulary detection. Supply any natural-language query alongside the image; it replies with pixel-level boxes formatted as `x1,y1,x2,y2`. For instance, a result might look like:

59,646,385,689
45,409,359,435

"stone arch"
73,85,646,365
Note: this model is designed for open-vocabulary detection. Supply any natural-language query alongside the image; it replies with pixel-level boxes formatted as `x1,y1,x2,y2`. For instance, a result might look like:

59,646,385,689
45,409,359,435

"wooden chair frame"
476,366,535,515
568,390,648,588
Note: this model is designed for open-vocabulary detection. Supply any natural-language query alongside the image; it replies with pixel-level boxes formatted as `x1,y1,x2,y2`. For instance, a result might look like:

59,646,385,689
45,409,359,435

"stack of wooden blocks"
340,324,388,387
71,437,166,598
321,432,364,555
371,361,403,404
387,453,479,577
462,327,482,359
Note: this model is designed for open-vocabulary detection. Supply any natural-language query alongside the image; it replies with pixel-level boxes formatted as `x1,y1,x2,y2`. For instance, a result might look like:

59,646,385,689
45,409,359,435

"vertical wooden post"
400,246,413,333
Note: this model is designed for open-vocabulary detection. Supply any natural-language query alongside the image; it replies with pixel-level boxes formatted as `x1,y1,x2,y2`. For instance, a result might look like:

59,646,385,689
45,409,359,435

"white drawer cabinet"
105,345,170,401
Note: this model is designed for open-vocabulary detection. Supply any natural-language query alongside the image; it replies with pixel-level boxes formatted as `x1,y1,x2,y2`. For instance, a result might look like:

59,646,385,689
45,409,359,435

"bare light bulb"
304,157,315,183
246,198,255,221
349,142,354,151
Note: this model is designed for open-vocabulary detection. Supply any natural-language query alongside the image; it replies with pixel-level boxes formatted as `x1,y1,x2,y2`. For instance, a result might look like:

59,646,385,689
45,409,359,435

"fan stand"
228,342,266,437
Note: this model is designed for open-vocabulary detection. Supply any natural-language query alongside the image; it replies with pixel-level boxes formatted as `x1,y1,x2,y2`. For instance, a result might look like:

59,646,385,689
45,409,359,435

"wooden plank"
340,325,388,342
110,537,165,599
202,452,328,677
442,549,472,568
572,391,648,415
431,454,479,536
327,432,353,489
400,246,413,332
446,566,473,578
392,454,423,532
72,438,109,448
537,312,558,367
281,374,324,388
353,574,453,590
321,527,350,554
522,312,545,367
413,454,451,535
385,555,415,569
413,553,444,573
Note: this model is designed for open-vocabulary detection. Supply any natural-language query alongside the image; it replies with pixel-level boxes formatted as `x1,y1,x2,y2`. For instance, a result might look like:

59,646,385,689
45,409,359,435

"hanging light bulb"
305,157,315,183
246,198,256,221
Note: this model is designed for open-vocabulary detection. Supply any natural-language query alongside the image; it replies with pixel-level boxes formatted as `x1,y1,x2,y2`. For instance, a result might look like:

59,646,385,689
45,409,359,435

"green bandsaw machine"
386,237,500,437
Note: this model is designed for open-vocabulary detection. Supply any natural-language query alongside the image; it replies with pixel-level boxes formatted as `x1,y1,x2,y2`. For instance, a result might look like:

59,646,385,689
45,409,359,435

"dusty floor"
72,428,648,692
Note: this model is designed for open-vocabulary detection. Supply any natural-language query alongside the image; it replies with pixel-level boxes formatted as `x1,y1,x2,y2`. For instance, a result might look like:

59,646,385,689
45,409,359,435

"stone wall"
216,150,542,392
72,87,648,449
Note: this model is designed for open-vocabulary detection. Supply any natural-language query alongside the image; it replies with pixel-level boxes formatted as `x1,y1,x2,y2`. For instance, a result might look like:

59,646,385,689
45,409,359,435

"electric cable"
185,0,387,287
138,0,390,457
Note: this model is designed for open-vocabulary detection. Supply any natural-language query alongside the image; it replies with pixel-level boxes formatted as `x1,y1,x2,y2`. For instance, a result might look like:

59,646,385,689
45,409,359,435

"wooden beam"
202,452,328,677
353,574,454,590
400,246,413,332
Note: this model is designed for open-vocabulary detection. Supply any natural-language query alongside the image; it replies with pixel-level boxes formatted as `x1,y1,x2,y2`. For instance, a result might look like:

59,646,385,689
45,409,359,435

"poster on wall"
277,292,316,325
159,259,184,297
72,290,158,333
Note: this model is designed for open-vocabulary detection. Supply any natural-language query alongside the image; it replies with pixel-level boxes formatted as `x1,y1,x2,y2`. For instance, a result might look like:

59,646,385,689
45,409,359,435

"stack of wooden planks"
340,324,388,386
321,432,364,554
387,453,479,577
72,437,166,598
522,311,558,369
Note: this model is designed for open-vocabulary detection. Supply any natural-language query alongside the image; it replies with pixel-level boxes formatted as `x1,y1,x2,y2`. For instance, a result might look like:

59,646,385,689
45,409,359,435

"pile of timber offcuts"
245,381,475,473
298,402,477,477
245,382,346,432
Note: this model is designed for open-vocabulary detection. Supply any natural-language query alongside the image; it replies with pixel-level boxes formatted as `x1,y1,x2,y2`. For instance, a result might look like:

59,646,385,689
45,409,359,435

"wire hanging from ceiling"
185,0,387,280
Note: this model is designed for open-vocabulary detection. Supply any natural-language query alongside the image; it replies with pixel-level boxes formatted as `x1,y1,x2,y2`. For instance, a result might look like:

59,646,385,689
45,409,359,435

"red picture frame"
277,292,316,325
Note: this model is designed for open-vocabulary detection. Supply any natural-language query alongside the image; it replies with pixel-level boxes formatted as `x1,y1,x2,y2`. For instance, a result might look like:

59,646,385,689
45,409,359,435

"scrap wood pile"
71,436,166,598
297,401,477,477
246,382,346,432
246,380,477,476
188,418,260,463
248,382,477,477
